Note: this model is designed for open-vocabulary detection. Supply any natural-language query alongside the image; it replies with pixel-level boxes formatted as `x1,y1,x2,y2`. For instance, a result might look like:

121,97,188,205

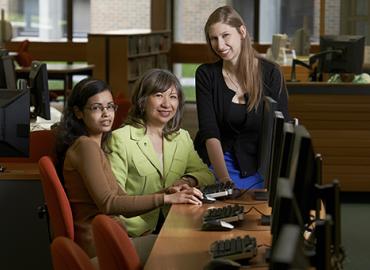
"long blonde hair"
204,5,262,111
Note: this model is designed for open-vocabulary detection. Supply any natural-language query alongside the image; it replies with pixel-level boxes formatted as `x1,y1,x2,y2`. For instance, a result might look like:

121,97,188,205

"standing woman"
55,78,203,260
194,6,290,189
108,69,215,238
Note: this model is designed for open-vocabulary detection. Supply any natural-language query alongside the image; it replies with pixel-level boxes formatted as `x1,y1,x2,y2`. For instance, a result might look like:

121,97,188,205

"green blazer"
108,125,215,237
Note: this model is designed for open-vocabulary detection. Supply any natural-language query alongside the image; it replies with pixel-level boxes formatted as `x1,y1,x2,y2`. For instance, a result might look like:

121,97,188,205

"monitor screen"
0,89,30,157
0,50,16,89
319,35,365,74
29,61,50,120
258,96,278,187
288,125,318,225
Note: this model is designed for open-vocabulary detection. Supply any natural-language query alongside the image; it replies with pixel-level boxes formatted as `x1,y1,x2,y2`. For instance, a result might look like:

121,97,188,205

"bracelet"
180,175,197,187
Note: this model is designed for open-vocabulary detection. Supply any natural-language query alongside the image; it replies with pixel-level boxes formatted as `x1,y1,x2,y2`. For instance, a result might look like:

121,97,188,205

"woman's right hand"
164,188,203,205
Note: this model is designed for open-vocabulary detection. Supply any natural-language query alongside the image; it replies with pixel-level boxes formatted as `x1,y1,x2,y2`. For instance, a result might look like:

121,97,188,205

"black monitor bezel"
29,61,51,120
319,35,365,74
270,223,310,270
269,122,295,207
288,125,318,225
258,96,278,187
270,178,302,245
0,89,30,157
0,52,17,89
266,111,285,207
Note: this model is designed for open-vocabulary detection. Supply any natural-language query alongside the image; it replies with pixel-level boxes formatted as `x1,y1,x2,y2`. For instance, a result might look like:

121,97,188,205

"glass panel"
3,0,67,41
260,0,319,44
356,0,368,16
174,63,200,102
73,0,90,40
356,21,369,37
232,0,255,41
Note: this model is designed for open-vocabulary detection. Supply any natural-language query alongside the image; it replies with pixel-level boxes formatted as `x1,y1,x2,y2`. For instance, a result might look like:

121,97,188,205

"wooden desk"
15,63,94,101
0,162,40,179
0,163,52,270
145,192,271,270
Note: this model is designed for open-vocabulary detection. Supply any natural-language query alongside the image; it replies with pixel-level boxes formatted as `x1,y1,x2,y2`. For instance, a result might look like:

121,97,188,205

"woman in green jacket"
109,69,215,237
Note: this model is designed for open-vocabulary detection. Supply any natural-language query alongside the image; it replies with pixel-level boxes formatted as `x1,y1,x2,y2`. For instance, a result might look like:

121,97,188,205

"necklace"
225,70,246,104
226,71,241,94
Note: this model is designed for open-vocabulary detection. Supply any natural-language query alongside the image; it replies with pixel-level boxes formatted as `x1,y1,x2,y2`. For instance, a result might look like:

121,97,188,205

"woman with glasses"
55,78,204,262
108,69,215,238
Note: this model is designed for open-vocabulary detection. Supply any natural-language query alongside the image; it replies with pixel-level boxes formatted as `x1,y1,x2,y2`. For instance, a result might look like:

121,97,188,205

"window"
5,0,67,41
259,0,319,44
341,0,370,45
73,0,90,40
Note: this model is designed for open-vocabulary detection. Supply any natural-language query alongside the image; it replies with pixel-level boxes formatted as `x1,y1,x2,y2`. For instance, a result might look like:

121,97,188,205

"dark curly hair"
124,68,185,139
55,78,113,180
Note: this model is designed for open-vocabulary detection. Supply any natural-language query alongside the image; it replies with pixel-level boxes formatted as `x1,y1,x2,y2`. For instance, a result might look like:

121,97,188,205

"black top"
194,58,290,178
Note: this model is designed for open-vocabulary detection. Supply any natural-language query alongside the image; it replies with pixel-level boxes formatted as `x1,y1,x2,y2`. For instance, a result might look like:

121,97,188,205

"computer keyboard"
201,181,234,199
210,235,257,261
203,204,244,223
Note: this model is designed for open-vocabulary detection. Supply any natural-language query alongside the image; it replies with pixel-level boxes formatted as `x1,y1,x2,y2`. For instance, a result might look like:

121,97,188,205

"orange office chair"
51,237,95,270
92,214,141,270
112,94,131,130
38,155,74,240
0,129,57,163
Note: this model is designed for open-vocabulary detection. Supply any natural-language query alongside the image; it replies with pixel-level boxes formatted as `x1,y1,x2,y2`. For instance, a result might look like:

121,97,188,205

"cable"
243,206,269,216
232,179,265,199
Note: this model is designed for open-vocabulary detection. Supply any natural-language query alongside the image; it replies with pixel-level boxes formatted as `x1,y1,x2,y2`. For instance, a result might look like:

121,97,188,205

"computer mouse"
202,195,216,204
203,258,241,270
201,220,234,231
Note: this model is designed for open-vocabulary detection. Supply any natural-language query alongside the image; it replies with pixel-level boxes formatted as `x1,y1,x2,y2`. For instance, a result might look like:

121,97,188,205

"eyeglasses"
85,103,118,113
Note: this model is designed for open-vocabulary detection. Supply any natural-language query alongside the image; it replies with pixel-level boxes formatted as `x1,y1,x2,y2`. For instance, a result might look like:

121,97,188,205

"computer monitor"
313,216,332,270
288,125,318,225
319,35,365,74
270,224,310,270
0,89,30,157
29,61,50,120
258,97,278,186
268,122,295,207
266,111,285,207
0,50,16,89
315,179,343,266
270,178,302,245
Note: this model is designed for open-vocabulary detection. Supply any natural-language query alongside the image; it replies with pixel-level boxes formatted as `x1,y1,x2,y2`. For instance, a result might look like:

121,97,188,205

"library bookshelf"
87,29,171,98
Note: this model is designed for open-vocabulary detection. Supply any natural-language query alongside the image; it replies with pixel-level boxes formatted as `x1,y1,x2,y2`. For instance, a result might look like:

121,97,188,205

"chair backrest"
112,95,131,130
92,214,141,270
38,155,74,240
0,129,57,163
15,39,34,67
51,237,95,270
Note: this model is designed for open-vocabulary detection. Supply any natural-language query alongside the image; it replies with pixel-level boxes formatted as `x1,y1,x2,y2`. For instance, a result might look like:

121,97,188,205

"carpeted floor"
341,192,370,269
